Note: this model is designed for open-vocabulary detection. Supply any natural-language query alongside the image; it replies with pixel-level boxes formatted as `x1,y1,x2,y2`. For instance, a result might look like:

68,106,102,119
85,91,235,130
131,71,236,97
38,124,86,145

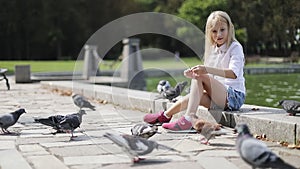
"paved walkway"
0,78,300,169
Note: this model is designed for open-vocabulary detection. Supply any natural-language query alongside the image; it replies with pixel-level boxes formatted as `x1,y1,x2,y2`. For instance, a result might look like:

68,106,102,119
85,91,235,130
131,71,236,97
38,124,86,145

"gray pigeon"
158,81,188,102
0,108,26,134
58,110,86,139
72,94,96,111
131,123,158,139
278,100,300,116
103,132,179,163
235,123,296,169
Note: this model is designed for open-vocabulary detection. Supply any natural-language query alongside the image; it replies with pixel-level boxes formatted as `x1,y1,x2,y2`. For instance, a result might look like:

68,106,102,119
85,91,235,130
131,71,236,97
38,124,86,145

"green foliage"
0,0,299,59
178,0,228,30
235,28,248,46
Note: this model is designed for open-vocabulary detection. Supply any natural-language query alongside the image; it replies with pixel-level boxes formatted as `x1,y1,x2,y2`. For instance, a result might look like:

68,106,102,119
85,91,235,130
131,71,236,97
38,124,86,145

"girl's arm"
190,65,237,79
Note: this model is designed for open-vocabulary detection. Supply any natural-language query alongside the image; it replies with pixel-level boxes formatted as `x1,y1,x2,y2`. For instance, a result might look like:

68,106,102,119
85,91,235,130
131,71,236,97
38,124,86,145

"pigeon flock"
0,81,299,167
0,93,93,141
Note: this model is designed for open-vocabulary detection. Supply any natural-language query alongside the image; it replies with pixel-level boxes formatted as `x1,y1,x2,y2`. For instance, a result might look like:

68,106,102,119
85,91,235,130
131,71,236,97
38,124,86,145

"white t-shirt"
205,41,246,94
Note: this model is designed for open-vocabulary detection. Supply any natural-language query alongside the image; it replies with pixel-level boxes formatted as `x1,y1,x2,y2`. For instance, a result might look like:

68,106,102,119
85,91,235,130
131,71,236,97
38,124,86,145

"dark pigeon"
235,123,296,169
0,108,26,134
278,99,300,116
34,115,66,133
103,132,179,163
58,110,86,139
72,94,96,111
131,123,158,139
160,81,188,102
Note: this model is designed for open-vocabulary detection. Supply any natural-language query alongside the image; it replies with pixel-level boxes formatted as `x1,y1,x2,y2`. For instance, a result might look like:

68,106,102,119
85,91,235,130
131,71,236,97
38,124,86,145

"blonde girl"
144,11,246,131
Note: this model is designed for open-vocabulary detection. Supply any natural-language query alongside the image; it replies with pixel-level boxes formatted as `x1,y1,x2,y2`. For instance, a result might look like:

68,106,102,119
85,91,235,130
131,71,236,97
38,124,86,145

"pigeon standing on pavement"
193,119,225,145
103,132,179,163
161,81,188,102
0,108,26,134
235,123,296,169
278,99,300,116
131,123,158,139
72,94,96,111
58,110,86,139
34,114,66,134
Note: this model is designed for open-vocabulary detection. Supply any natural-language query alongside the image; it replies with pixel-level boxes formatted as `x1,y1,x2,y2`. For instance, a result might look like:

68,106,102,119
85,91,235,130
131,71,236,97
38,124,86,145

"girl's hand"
192,65,207,75
184,68,195,78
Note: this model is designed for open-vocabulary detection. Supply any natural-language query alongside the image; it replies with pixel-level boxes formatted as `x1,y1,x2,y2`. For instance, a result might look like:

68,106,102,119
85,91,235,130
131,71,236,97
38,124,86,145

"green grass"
0,58,201,74
0,61,79,74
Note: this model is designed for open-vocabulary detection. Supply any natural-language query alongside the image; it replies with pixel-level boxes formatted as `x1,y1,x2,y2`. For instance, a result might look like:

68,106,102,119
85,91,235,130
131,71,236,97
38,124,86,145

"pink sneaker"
162,116,193,131
143,111,171,125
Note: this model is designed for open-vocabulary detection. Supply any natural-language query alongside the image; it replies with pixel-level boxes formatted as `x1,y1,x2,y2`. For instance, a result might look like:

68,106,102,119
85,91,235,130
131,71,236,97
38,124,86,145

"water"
245,73,300,108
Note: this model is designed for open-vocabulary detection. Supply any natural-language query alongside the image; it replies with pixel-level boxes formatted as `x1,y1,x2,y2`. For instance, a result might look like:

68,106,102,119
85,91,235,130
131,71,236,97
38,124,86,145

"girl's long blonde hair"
204,11,236,64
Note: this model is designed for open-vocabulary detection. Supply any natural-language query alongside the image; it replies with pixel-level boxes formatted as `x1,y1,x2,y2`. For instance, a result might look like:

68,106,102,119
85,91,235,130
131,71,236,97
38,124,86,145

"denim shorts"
226,87,245,111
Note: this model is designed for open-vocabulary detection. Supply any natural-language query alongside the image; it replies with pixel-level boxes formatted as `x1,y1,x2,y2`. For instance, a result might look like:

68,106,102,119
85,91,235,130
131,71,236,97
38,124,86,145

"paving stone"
195,157,240,169
196,150,239,158
27,155,68,169
49,145,115,156
63,155,131,165
101,161,204,169
0,140,15,150
19,144,47,152
0,149,32,169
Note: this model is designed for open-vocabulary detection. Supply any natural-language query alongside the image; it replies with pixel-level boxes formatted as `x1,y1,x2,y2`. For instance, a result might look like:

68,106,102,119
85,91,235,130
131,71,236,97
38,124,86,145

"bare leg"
164,80,214,117
164,94,189,117
186,74,228,118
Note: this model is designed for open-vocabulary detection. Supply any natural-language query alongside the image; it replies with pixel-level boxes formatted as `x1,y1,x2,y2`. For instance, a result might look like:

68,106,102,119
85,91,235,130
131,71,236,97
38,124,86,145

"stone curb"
41,81,299,144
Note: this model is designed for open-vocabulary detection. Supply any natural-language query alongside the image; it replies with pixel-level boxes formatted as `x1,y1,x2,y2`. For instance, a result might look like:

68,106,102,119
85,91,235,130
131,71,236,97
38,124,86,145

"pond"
146,73,300,108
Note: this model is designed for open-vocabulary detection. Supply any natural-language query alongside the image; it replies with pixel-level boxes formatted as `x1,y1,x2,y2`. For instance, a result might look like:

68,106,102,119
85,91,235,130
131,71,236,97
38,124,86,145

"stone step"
41,81,299,144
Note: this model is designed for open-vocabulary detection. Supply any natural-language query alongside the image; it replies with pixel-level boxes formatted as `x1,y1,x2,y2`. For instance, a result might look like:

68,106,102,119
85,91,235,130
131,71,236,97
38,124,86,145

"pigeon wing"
59,115,80,131
35,115,65,130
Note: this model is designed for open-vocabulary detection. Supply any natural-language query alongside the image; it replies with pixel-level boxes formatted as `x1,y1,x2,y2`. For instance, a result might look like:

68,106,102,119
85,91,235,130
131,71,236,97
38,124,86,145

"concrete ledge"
41,81,299,144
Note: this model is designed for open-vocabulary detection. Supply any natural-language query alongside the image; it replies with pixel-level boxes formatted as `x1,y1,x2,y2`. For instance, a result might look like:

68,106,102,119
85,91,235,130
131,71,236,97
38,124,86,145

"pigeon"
72,94,96,111
34,114,67,134
103,132,179,163
235,123,296,169
156,81,188,102
156,80,171,94
0,108,26,134
193,119,225,145
58,110,86,139
131,123,158,139
278,99,300,116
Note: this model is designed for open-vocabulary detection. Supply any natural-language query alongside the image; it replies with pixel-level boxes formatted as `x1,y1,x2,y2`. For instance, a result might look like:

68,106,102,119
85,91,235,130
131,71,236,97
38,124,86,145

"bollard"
121,38,146,90
15,65,31,83
82,45,100,79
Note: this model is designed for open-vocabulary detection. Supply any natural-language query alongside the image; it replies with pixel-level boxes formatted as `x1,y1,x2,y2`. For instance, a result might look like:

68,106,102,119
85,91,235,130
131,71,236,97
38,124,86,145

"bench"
0,68,10,90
